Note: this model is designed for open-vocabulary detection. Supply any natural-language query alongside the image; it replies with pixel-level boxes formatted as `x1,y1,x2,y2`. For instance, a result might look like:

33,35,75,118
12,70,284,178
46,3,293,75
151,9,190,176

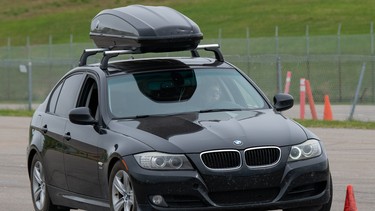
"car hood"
109,110,308,153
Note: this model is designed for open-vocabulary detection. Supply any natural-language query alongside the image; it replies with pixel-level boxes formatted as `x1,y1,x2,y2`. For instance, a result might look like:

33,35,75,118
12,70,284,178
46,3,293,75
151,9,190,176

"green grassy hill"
1,0,375,46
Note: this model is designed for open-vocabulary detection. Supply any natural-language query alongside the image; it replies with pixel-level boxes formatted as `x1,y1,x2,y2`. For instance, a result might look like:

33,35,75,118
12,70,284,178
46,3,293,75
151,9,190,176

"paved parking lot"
284,104,375,122
0,116,374,210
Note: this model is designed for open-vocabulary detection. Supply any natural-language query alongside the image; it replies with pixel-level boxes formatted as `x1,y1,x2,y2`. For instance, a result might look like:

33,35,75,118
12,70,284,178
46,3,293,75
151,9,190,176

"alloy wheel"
112,170,134,211
32,161,46,210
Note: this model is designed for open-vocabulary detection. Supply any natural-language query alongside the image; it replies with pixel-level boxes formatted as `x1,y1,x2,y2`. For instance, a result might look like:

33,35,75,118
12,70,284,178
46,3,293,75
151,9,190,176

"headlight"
134,152,194,170
288,139,322,162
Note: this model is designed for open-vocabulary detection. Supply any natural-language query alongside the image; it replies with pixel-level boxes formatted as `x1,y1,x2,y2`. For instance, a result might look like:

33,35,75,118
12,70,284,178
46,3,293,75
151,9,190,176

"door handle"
64,132,71,141
41,125,48,134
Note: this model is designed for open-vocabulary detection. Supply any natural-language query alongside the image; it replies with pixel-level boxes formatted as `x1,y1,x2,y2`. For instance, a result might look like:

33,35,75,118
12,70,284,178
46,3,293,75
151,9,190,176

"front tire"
109,161,137,211
30,155,60,211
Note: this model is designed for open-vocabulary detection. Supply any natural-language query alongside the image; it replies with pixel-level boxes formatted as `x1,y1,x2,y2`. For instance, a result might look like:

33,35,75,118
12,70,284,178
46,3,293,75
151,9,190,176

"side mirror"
69,107,98,125
273,93,294,111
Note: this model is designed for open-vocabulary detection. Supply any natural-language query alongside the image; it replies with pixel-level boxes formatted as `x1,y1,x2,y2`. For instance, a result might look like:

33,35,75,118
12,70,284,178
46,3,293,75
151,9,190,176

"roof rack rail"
100,50,135,70
78,48,108,66
191,44,224,62
78,44,224,70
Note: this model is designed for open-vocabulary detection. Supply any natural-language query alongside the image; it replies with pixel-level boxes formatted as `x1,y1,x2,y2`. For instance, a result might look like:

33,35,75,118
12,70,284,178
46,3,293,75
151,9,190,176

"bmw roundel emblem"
233,140,243,146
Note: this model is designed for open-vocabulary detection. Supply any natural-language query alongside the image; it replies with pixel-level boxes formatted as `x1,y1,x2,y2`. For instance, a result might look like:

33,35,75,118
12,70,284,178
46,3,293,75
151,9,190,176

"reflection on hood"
113,110,307,153
126,111,263,140
134,113,202,140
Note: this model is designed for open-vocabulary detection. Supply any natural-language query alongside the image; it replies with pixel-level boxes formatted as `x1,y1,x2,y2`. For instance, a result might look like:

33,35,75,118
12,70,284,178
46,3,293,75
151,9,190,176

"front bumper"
124,152,331,211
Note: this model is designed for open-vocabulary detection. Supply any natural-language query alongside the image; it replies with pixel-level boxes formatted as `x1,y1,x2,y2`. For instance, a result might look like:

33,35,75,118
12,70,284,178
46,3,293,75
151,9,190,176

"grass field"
1,0,375,45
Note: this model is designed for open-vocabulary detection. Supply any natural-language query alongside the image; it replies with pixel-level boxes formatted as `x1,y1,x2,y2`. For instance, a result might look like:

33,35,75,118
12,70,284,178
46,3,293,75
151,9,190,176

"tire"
109,161,137,211
30,155,61,211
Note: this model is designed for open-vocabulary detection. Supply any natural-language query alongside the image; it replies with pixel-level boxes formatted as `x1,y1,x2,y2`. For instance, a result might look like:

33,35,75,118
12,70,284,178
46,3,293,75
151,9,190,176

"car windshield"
107,68,269,118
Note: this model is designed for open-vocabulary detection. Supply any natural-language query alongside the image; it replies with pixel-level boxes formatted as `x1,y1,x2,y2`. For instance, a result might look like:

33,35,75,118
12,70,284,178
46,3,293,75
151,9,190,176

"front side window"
107,68,268,118
55,74,84,118
77,77,99,119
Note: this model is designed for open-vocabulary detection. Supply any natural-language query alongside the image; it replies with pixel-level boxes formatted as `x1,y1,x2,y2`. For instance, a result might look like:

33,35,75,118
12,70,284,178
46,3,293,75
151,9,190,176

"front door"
64,122,102,198
63,76,103,198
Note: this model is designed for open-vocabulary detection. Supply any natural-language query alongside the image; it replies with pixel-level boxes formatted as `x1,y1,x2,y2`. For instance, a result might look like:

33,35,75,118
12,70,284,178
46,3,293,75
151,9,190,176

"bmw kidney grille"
200,147,281,170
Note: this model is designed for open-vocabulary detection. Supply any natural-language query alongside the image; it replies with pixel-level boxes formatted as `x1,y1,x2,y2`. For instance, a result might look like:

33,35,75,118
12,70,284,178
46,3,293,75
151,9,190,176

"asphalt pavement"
284,104,375,122
0,117,374,211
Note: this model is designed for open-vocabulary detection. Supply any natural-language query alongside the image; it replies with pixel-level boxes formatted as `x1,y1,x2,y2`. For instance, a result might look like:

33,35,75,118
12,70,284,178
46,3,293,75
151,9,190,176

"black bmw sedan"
27,46,331,211
27,5,331,211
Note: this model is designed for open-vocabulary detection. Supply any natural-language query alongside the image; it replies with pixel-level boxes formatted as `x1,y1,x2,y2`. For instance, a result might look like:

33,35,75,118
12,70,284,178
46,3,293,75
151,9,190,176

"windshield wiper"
113,115,150,120
198,108,246,113
119,113,175,119
115,109,247,119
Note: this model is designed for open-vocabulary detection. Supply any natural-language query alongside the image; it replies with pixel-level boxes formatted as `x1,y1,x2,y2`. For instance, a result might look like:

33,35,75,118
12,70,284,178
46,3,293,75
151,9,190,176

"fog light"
151,195,167,207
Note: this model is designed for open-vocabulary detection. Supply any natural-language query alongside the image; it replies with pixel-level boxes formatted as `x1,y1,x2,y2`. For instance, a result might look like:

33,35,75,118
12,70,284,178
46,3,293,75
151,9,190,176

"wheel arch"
107,155,122,182
27,148,38,178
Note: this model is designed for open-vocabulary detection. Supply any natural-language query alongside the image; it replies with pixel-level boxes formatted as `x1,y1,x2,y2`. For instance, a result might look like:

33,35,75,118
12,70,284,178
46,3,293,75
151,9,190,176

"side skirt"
48,185,110,211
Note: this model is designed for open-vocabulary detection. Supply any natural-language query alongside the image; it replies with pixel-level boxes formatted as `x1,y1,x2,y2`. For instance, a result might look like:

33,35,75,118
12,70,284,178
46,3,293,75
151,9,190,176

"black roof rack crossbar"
79,48,108,66
96,44,224,71
100,49,135,70
191,44,224,62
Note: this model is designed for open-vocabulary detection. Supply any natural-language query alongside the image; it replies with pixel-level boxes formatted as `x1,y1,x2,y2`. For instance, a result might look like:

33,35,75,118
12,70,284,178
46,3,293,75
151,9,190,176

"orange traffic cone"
323,95,333,120
344,185,358,211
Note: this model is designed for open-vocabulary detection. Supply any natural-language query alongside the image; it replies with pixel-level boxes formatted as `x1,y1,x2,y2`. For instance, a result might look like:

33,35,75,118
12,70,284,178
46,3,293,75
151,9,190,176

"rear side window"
47,82,63,113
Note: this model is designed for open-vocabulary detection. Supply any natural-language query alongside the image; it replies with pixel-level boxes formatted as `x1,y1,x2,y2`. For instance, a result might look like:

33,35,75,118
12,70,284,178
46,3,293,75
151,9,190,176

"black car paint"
109,110,308,153
124,154,330,210
27,58,330,210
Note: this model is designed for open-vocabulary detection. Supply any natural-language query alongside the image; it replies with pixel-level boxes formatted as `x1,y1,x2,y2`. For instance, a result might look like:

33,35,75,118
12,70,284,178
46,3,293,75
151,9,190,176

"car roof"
108,57,233,74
